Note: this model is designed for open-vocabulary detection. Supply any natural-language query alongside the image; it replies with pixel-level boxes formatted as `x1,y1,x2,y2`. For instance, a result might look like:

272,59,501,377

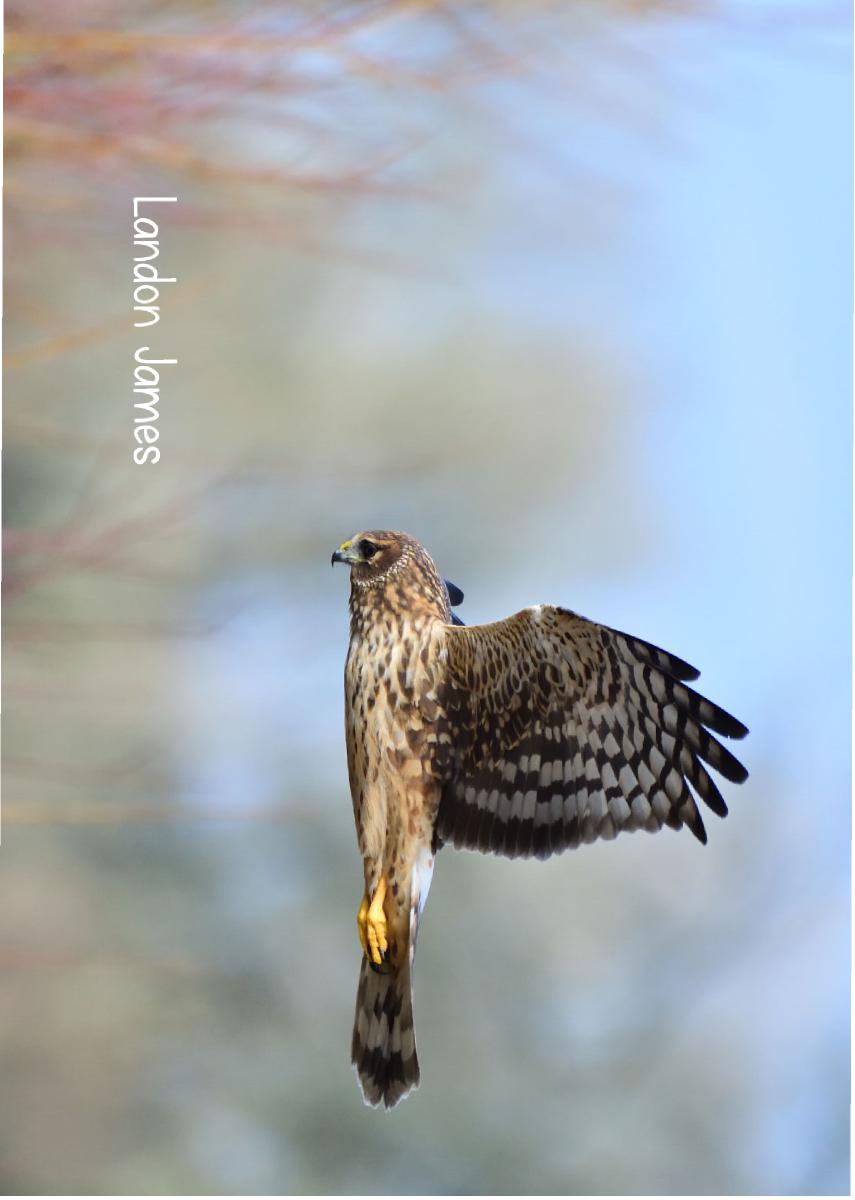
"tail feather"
353,858,431,1109
351,958,419,1109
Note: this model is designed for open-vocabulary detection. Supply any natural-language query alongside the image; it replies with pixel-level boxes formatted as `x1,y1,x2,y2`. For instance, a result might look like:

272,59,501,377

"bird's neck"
349,576,450,642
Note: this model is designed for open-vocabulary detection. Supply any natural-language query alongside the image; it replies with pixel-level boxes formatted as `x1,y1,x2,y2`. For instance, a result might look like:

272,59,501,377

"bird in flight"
331,530,748,1109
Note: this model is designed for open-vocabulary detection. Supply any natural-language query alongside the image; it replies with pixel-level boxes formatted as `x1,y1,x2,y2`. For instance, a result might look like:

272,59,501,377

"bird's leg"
356,892,370,956
365,874,388,966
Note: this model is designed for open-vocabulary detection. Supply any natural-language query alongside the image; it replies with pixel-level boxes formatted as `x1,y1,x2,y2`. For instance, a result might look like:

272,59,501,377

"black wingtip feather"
610,626,701,682
715,712,749,741
695,727,749,784
690,761,729,818
727,758,749,785
680,799,708,844
681,683,749,741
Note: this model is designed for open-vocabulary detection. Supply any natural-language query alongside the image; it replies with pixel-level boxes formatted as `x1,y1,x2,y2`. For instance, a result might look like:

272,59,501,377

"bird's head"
331,530,453,623
331,530,413,585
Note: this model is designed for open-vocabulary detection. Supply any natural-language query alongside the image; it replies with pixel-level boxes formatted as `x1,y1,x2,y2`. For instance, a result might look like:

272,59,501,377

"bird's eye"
359,539,379,560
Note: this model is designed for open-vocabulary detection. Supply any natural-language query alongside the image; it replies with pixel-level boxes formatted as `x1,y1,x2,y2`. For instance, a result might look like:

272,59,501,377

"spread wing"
434,606,748,859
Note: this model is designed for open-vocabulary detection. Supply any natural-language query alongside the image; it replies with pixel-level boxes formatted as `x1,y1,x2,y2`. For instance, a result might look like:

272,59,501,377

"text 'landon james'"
133,197,177,465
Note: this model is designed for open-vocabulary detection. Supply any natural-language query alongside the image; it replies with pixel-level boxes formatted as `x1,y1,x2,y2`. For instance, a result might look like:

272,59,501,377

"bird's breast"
345,617,448,781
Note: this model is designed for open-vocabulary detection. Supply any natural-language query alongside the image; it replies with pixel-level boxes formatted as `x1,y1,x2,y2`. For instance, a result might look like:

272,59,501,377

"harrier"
332,530,748,1108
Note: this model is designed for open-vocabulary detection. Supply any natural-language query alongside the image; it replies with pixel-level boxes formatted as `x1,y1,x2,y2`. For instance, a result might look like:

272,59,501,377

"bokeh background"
4,1,851,1194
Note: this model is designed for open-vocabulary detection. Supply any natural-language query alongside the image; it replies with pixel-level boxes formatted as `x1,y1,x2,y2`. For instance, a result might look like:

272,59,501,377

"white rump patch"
412,846,435,919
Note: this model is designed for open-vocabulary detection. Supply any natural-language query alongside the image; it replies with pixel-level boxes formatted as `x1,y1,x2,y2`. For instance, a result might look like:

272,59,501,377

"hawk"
332,530,748,1109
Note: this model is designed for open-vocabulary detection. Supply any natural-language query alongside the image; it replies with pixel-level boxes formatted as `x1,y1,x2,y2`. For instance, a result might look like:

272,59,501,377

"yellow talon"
365,875,388,966
356,893,369,955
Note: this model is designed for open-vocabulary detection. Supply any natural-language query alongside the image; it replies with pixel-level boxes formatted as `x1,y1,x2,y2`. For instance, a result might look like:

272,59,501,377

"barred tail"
351,957,419,1109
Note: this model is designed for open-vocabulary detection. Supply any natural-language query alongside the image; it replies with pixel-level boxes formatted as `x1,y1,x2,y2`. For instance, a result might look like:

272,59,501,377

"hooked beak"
331,539,357,567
